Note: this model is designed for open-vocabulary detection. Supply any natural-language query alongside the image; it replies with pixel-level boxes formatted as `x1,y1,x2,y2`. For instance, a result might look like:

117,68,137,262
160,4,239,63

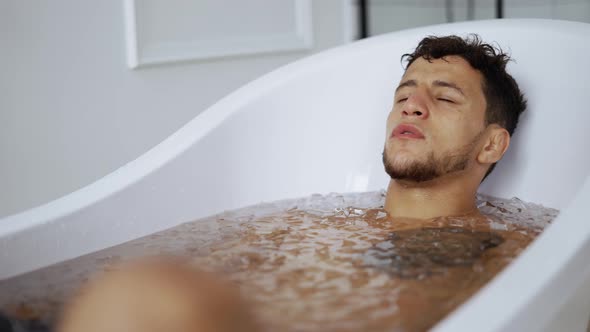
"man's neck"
384,174,481,219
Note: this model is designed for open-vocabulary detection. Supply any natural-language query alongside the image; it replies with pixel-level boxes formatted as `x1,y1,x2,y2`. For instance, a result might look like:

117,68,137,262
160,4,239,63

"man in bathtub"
377,35,529,329
59,35,528,331
4,35,528,332
382,35,526,221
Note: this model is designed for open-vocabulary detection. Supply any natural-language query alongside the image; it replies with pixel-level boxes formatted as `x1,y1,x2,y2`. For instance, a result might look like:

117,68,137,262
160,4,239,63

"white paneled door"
125,0,315,68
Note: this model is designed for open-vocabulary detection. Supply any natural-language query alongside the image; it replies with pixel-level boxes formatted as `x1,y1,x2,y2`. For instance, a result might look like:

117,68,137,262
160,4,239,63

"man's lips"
391,124,425,139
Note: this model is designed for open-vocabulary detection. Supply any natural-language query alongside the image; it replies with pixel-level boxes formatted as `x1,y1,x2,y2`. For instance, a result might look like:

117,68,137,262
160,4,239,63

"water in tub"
0,191,557,331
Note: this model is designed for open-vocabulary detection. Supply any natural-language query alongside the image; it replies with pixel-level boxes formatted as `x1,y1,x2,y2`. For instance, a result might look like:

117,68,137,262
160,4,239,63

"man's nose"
401,94,429,119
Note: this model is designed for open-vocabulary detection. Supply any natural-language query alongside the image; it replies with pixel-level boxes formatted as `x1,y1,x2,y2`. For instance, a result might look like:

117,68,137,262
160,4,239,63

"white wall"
0,0,355,218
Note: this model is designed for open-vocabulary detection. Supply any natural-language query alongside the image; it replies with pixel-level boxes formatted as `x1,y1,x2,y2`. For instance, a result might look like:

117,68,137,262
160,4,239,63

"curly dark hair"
402,34,527,179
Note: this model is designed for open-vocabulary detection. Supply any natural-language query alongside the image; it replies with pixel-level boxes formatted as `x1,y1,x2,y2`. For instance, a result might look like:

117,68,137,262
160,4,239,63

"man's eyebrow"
395,79,417,93
432,80,465,96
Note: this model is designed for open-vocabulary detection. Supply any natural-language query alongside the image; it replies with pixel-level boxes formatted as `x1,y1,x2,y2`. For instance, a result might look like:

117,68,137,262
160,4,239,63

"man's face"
383,55,488,182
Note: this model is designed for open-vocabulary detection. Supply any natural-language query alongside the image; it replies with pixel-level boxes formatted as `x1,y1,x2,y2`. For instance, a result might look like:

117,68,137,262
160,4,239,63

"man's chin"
388,156,427,172
389,167,439,183
384,158,437,183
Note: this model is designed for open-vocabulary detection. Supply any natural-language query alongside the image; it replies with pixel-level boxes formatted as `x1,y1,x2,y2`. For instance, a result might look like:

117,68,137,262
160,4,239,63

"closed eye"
437,98,455,103
397,97,408,103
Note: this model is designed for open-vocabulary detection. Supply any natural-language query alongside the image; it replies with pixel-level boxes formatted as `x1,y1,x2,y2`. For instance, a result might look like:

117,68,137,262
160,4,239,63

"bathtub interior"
1,18,590,330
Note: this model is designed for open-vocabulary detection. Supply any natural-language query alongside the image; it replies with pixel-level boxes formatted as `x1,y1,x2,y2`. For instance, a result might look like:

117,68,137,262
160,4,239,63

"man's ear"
477,125,510,165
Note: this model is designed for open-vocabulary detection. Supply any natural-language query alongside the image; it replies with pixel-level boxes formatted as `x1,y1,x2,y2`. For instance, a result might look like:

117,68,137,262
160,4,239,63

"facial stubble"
382,131,483,182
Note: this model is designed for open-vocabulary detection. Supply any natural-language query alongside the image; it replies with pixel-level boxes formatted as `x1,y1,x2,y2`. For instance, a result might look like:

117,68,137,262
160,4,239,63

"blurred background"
1,0,589,218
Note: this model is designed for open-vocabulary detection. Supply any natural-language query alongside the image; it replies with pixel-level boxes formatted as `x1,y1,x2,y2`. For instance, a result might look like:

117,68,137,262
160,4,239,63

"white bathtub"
2,19,590,331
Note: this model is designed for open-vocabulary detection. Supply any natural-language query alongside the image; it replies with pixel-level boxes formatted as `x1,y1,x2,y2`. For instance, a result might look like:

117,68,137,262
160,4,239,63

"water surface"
0,191,558,331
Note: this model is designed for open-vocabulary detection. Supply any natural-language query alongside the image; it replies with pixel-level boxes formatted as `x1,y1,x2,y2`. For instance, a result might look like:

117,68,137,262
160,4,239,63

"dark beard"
382,149,469,182
382,132,482,182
